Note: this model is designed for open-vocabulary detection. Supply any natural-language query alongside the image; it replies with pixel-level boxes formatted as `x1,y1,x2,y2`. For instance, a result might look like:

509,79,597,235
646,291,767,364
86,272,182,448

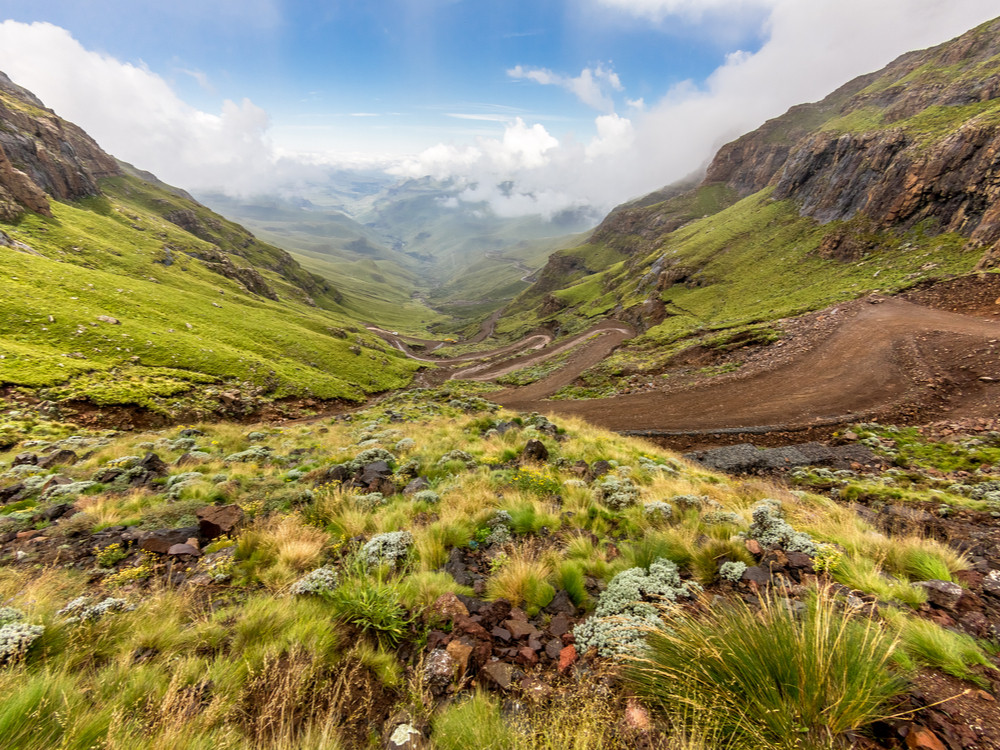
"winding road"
370,287,1000,438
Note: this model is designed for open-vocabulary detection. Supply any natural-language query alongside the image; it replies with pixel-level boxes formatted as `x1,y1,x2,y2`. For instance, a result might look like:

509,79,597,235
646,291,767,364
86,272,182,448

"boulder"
138,452,168,475
403,477,430,495
522,439,549,462
742,566,771,585
12,452,37,467
686,443,764,474
423,649,456,696
167,543,201,556
139,526,201,554
36,449,78,469
197,505,244,539
914,580,964,611
431,592,469,622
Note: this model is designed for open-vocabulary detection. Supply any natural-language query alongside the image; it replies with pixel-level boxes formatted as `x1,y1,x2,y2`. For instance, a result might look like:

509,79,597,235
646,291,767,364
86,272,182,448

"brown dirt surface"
494,280,1000,435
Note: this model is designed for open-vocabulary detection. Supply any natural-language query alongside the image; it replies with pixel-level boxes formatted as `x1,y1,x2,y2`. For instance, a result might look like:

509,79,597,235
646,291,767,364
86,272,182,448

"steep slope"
502,16,1000,379
0,73,419,424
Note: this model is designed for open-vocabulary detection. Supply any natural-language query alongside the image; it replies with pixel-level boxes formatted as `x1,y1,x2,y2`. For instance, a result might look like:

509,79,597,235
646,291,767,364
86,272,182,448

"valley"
4,11,1000,750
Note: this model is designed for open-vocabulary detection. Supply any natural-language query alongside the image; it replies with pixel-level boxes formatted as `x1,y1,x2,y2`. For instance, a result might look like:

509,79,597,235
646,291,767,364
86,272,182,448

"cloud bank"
0,2,998,218
0,21,306,193
397,0,1000,217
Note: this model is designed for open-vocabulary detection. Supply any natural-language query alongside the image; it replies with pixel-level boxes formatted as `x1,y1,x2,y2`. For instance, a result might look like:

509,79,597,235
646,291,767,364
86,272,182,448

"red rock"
481,661,514,690
432,592,469,622
745,539,762,556
453,614,490,640
504,619,538,639
558,645,577,675
516,646,538,666
905,728,947,750
15,530,38,540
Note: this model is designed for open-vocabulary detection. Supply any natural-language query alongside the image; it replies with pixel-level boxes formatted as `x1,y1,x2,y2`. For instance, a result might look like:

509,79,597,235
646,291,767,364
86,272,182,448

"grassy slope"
0,389,991,748
0,186,420,409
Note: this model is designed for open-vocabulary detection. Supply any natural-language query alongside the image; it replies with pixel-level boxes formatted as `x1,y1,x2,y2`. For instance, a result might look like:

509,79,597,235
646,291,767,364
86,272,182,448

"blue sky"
0,1,997,215
0,0,769,153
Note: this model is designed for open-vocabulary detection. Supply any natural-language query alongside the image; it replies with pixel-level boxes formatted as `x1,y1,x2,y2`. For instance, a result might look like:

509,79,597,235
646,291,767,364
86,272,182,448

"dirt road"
505,298,1000,433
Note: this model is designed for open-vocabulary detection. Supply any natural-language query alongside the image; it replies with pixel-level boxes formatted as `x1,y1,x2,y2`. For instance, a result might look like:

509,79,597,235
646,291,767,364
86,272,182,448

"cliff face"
0,72,121,220
705,17,1000,256
0,72,338,305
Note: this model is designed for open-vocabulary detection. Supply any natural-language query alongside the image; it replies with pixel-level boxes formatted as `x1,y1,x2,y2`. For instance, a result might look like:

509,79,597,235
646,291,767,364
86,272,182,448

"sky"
0,1,997,218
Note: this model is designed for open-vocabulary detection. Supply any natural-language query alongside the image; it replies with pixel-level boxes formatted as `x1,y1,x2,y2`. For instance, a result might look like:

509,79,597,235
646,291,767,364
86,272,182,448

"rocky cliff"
706,16,1000,259
0,72,121,221
0,71,337,304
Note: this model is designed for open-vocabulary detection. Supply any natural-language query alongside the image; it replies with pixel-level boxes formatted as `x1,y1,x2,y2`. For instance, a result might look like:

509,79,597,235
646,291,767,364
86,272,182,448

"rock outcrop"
0,71,121,220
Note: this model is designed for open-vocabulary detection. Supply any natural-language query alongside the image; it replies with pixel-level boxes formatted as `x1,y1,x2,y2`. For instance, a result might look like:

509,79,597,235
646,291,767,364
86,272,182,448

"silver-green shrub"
413,489,440,504
290,566,339,596
719,561,747,582
0,621,43,665
574,558,701,657
362,531,414,568
57,596,134,624
643,502,673,521
594,475,640,510
746,501,817,555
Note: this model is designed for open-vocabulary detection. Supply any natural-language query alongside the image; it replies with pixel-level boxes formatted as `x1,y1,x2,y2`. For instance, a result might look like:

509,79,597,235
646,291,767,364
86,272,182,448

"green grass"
626,589,905,750
1,196,421,407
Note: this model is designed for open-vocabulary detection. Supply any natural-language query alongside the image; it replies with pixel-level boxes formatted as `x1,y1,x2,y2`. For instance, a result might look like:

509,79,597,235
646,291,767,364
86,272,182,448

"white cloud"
508,62,623,113
0,21,292,193
595,0,780,22
407,0,1000,217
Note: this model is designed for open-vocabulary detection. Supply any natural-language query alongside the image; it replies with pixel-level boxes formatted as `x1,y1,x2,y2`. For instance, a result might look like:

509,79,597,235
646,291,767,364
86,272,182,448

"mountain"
505,17,1000,368
0,72,419,425
198,177,592,335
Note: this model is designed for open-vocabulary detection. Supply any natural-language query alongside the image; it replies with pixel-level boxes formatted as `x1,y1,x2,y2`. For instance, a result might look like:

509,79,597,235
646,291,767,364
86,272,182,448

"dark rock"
179,429,204,438
91,467,124,484
478,599,512,627
491,627,512,642
481,661,515,689
687,443,764,474
569,460,589,477
505,620,542,640
139,526,200,554
829,444,882,469
37,449,78,469
12,452,37,467
757,446,810,471
793,442,836,465
403,477,430,495
0,483,25,503
589,460,612,479
547,612,572,637
167,543,201,556
455,593,482,614
35,503,73,522
137,452,168,475
785,551,814,570
742,566,771,584
40,475,72,490
544,639,563,660
494,422,517,435
196,505,244,539
914,580,964,611
544,589,578,616
445,547,473,586
522,439,549,462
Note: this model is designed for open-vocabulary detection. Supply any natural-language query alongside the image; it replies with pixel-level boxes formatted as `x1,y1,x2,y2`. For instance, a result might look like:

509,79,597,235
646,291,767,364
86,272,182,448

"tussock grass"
485,545,555,615
626,589,904,750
